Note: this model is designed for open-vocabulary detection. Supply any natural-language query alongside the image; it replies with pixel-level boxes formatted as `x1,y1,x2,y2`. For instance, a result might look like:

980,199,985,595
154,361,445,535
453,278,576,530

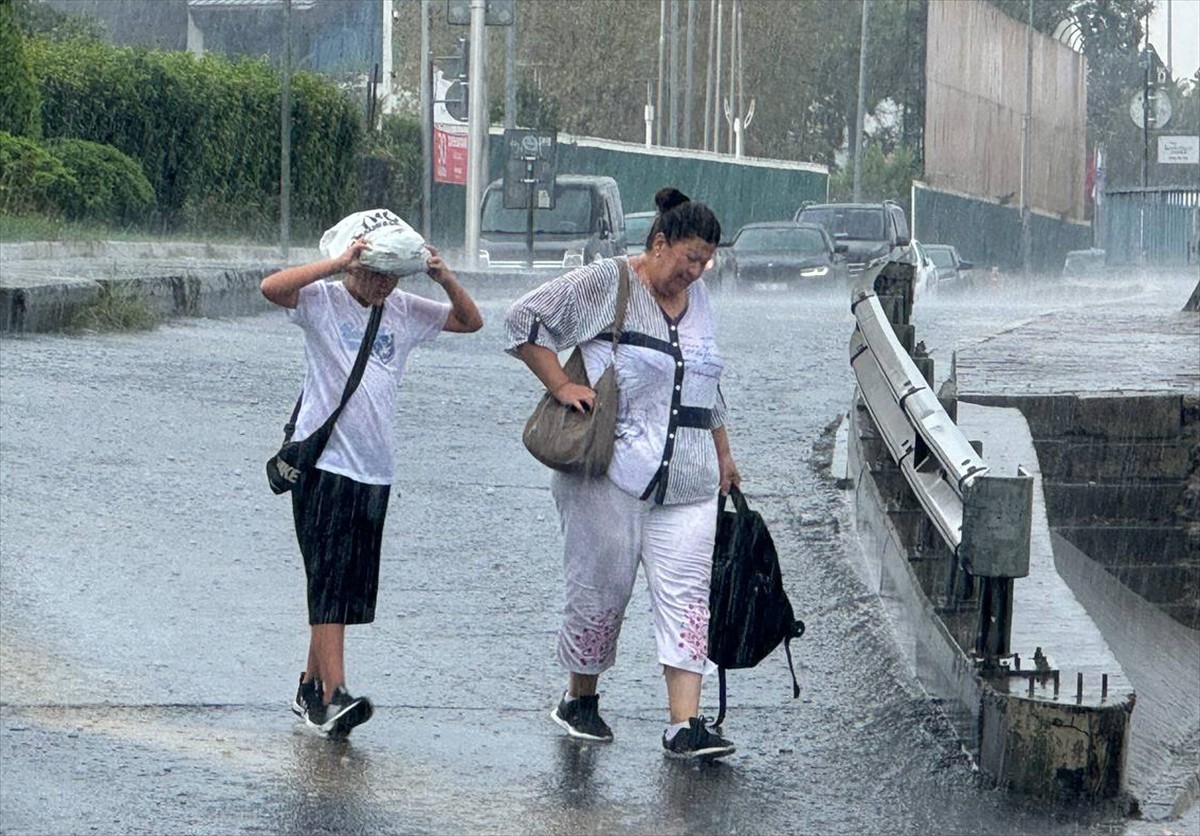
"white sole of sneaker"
321,698,374,737
663,745,736,760
549,708,613,742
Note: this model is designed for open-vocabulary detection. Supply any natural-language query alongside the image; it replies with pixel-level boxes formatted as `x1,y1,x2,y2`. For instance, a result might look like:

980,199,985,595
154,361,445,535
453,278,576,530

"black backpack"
707,485,805,728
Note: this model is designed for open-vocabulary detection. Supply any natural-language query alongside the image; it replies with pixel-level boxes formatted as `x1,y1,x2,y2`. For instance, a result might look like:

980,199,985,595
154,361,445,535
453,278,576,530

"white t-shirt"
289,280,450,485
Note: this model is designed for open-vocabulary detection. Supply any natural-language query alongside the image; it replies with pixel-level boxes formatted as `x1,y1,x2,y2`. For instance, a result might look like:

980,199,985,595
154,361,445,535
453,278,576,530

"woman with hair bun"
505,187,741,760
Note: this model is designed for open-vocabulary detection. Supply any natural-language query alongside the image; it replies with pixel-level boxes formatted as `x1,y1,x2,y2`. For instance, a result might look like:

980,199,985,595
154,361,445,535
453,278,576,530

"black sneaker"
662,716,736,760
550,693,614,742
309,686,374,737
291,673,322,720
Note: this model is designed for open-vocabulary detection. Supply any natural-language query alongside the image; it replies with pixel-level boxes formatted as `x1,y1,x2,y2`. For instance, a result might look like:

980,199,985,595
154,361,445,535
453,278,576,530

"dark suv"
792,200,911,285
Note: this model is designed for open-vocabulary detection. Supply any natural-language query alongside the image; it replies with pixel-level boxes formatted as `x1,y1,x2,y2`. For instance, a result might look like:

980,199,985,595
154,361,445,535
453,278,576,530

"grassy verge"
0,213,296,246
68,283,159,332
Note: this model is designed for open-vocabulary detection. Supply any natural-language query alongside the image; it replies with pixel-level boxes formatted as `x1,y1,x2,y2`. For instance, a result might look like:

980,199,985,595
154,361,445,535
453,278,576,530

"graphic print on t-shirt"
339,321,396,364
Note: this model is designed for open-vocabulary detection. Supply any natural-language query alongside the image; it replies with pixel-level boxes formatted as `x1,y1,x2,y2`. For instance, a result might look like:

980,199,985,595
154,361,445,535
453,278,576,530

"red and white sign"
434,126,468,185
433,67,468,185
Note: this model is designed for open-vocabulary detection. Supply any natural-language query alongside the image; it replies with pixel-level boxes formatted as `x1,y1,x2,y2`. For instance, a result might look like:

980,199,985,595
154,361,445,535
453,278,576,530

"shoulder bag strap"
301,302,384,443
610,257,632,355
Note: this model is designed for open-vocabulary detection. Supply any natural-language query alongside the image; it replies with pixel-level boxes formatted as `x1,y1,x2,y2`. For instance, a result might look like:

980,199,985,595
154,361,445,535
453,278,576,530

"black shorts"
292,468,391,625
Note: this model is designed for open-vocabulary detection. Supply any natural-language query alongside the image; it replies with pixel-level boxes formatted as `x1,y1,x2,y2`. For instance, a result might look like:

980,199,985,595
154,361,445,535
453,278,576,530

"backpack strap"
714,666,728,730
784,619,806,698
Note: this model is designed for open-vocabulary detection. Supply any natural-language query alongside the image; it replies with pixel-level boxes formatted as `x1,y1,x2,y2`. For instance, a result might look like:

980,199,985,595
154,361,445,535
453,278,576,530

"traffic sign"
1130,89,1173,129
502,129,557,210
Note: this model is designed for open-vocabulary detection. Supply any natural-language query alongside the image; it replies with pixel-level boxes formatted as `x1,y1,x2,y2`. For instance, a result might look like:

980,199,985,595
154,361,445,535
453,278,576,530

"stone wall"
959,392,1200,629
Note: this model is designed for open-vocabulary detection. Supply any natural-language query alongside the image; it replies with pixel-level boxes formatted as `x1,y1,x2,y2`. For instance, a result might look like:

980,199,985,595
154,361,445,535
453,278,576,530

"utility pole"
713,0,723,153
280,0,292,260
726,0,735,154
505,14,516,129
1020,0,1033,276
684,0,695,148
464,0,487,269
657,0,666,145
1167,0,1173,75
645,80,655,147
419,0,431,240
669,0,680,147
704,0,715,151
852,0,869,202
729,0,739,153
380,0,394,117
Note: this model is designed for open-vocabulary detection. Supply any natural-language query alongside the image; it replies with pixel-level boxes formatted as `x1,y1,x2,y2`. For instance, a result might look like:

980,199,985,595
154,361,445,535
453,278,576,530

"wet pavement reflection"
1,271,1195,835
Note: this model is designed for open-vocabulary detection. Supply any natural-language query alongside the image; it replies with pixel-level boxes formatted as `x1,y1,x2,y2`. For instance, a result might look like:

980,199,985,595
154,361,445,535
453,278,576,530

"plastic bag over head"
319,209,429,277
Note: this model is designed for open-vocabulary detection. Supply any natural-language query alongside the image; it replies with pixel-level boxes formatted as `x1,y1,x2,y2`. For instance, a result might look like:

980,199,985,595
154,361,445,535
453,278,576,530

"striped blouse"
505,257,727,506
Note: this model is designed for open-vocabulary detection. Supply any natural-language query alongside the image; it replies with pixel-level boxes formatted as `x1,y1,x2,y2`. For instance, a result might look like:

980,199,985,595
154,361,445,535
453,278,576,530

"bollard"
1102,673,1108,701
1076,672,1083,704
1013,653,1021,671
1053,670,1060,699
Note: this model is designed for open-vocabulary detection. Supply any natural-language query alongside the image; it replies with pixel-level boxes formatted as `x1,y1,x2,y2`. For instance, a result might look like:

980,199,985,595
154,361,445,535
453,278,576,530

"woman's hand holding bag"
521,259,631,478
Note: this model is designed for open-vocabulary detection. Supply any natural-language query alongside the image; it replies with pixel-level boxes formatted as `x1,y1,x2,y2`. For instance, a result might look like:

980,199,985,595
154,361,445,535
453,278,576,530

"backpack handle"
717,483,750,516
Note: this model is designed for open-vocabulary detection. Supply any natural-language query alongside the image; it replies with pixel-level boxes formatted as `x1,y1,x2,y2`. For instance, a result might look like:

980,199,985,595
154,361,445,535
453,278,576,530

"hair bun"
654,187,690,214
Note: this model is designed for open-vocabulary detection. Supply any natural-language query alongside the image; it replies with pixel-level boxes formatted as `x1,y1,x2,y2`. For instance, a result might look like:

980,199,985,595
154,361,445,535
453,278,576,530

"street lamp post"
464,0,488,269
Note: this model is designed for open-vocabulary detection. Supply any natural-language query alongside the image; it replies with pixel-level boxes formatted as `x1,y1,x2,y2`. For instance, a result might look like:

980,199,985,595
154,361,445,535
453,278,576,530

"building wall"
924,0,1087,221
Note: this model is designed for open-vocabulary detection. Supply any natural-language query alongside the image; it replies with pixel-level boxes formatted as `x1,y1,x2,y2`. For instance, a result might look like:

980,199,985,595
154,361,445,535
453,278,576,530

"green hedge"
356,114,423,227
0,131,72,214
27,37,362,236
46,137,154,225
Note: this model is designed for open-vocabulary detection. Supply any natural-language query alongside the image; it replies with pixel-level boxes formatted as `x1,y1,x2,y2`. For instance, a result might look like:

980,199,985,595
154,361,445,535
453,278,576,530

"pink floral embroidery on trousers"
677,599,710,662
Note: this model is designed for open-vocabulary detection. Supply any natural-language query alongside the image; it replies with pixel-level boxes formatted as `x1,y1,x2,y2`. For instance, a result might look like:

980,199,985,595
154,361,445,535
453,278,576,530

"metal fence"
431,132,829,248
1097,188,1200,267
911,182,1091,274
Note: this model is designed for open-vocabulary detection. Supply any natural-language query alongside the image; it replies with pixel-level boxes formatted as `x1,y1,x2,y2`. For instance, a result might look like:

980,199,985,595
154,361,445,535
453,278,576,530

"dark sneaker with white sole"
291,673,322,720
662,716,736,760
550,694,613,742
307,686,374,737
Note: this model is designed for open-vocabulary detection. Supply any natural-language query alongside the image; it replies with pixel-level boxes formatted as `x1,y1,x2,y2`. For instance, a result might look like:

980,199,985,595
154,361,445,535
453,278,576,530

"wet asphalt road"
0,272,1192,835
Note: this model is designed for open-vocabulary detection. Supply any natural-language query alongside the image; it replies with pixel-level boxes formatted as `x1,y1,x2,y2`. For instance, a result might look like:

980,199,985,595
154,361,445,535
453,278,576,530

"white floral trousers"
550,472,719,677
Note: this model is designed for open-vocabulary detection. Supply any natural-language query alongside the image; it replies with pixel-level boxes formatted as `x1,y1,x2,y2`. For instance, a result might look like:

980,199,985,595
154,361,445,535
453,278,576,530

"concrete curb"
0,241,553,333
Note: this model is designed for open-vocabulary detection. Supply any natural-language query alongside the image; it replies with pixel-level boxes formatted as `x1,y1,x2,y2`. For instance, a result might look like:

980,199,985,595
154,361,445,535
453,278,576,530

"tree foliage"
45,137,155,225
0,0,41,137
987,0,1155,187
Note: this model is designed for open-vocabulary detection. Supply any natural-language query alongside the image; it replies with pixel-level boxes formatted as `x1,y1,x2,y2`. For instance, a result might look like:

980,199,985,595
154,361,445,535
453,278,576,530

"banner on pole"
434,67,468,185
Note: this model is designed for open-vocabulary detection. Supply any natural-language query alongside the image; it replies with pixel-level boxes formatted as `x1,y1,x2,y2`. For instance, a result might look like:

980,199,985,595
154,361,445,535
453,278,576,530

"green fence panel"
430,134,827,250
912,182,1091,274
1100,190,1199,267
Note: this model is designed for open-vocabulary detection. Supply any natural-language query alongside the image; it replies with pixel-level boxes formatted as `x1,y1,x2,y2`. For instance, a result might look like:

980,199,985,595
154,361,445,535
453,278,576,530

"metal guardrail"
849,278,1033,663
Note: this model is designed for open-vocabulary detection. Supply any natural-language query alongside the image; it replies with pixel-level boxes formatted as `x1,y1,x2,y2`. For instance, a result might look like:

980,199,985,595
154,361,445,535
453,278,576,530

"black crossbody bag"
266,303,383,495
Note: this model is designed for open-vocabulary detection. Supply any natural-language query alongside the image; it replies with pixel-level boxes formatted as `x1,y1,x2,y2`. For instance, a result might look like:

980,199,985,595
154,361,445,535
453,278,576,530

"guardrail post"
960,468,1034,668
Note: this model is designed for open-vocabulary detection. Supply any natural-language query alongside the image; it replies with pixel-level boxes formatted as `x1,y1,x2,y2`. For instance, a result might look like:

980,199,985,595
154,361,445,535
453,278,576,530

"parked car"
922,243,974,288
479,175,626,269
1062,248,1107,278
624,210,656,251
910,239,940,300
792,200,911,289
717,221,843,291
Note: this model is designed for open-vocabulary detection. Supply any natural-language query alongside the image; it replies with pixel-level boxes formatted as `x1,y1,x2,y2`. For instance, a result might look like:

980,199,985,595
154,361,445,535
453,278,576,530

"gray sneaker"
550,693,614,742
662,716,735,760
